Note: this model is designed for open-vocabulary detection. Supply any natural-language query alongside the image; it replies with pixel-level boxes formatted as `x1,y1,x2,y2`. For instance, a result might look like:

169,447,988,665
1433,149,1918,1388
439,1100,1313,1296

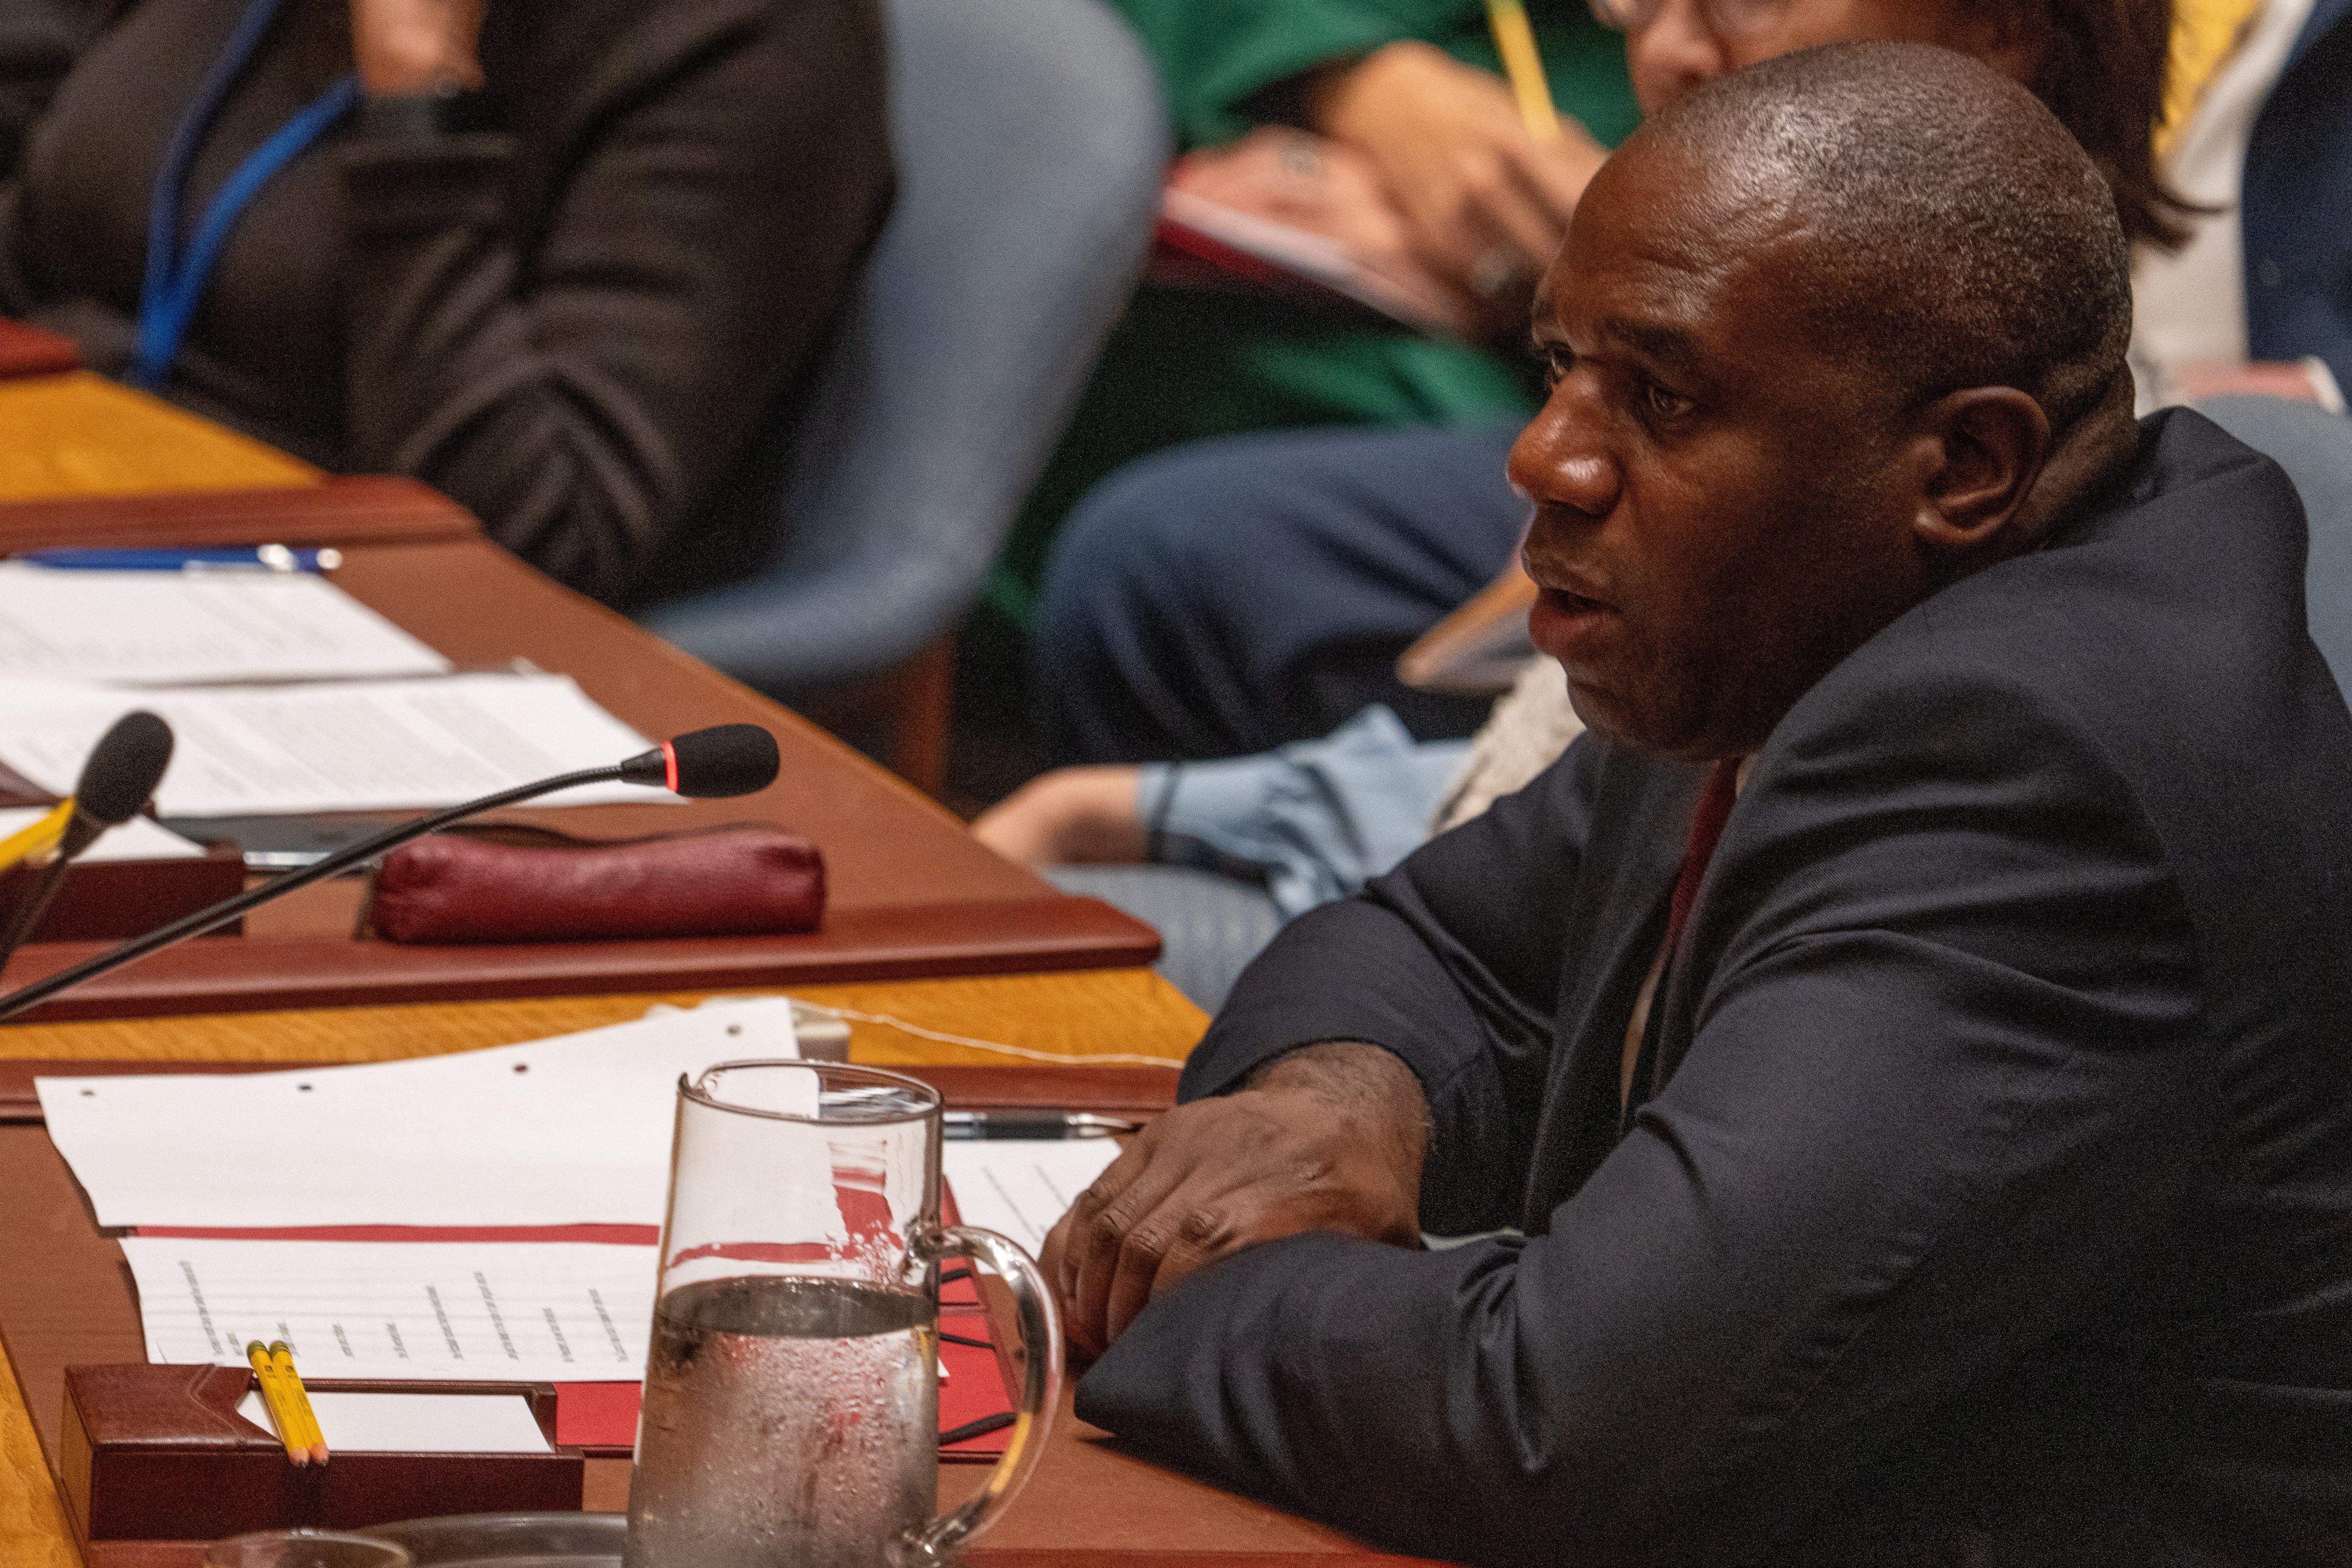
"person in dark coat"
0,0,890,605
1052,43,2352,1567
1026,0,2188,766
2242,0,2352,391
0,0,87,182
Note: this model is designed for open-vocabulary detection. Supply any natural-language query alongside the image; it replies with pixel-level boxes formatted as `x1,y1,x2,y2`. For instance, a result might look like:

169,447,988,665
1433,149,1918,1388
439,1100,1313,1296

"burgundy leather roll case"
368,825,825,944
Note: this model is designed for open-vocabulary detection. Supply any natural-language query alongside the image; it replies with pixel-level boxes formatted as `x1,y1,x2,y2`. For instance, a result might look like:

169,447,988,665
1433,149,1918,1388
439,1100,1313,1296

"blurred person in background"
0,0,87,181
980,0,1643,632
1060,48,2352,1560
982,0,2191,1010
2132,0,2349,408
0,0,890,605
1029,0,2188,772
1029,0,2347,776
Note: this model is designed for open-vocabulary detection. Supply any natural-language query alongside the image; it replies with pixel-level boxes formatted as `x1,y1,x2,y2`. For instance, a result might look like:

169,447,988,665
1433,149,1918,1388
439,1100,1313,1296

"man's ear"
1908,386,2051,555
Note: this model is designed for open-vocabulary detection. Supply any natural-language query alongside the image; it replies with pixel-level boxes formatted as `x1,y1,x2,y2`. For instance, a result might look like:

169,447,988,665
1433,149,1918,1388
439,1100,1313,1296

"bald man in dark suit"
1047,44,2352,1568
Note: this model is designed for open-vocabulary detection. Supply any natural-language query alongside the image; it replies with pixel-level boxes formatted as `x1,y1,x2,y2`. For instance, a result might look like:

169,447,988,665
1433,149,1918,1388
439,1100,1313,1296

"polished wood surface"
0,371,311,1564
0,319,81,380
0,484,1160,1019
0,1333,74,1568
0,476,469,552
0,968,1210,1566
0,362,1322,1566
322,533,1047,912
0,481,1050,919
0,967,1202,1072
0,374,317,501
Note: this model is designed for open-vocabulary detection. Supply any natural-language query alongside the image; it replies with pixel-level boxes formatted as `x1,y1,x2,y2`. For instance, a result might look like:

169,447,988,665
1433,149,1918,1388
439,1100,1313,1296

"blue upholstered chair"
637,0,1168,790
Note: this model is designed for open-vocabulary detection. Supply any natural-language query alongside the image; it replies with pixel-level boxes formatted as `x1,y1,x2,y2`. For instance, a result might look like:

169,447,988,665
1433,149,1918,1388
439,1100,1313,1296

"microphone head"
74,711,175,827
621,724,779,798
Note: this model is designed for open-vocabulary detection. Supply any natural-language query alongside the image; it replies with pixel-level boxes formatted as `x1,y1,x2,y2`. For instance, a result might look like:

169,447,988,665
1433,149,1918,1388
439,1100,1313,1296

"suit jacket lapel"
1644,782,1756,1100
1519,747,1699,1232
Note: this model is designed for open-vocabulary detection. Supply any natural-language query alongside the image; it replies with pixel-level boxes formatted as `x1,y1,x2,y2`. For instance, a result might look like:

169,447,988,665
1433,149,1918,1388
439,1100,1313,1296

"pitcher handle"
896,1224,1065,1567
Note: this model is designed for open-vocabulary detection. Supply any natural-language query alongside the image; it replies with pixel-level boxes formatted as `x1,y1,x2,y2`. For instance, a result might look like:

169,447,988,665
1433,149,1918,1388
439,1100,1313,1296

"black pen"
943,1110,1140,1140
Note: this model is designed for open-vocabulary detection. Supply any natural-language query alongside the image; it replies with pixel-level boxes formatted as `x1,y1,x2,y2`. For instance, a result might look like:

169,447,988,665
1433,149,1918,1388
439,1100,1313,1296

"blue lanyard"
133,0,357,389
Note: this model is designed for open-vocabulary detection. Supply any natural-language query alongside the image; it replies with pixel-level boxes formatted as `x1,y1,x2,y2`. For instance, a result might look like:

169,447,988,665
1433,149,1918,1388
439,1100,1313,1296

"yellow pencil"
269,1340,330,1465
0,799,72,877
1485,0,1564,143
246,1340,311,1465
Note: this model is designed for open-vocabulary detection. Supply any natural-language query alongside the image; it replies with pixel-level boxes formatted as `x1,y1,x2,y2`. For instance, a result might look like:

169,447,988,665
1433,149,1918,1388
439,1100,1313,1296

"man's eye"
1541,345,1574,385
1643,382,1693,421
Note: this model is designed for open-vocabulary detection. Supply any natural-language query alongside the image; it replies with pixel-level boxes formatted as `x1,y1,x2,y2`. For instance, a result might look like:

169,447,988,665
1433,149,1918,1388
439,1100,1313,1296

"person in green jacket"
986,0,1641,625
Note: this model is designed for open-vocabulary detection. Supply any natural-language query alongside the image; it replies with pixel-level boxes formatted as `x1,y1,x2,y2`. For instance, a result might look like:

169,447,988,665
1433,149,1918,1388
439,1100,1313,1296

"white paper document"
941,1141,1120,1256
0,564,449,686
38,998,800,1229
125,1237,655,1382
0,671,661,814
235,1389,555,1454
0,807,203,860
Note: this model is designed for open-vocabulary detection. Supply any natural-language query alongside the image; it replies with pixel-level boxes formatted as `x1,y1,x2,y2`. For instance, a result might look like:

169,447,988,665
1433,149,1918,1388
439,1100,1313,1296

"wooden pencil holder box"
0,849,246,943
62,1364,583,1543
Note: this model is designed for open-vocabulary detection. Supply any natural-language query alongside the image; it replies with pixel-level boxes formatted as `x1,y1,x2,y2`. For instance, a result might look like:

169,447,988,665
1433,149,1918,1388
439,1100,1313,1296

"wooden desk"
0,365,1368,1566
0,373,317,503
0,482,1158,1017
0,969,1359,1568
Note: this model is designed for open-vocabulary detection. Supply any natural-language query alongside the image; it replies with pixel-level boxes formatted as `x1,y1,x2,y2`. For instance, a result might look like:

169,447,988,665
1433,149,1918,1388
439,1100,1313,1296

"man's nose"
1508,390,1621,524
1627,0,1726,115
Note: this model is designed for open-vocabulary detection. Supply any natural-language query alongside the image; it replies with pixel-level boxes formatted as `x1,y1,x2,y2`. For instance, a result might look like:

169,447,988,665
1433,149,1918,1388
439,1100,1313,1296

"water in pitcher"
624,1276,939,1568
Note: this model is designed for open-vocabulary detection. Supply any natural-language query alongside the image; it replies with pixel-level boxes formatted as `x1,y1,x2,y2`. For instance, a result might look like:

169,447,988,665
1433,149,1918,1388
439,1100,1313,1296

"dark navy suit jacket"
2245,0,2352,389
1078,411,2352,1566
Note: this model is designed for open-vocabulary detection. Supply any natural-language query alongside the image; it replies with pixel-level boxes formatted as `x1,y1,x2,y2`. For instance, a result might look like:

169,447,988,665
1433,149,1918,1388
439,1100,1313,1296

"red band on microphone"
662,740,679,795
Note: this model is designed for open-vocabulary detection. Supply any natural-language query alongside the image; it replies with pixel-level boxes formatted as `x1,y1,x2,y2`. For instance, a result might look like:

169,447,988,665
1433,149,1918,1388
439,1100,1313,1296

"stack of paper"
0,565,660,813
0,671,661,814
44,999,799,1381
135,1238,657,1384
0,564,448,686
231,1392,557,1457
39,999,1119,1385
40,997,803,1229
942,1142,1121,1256
231,1388,556,1455
0,807,202,860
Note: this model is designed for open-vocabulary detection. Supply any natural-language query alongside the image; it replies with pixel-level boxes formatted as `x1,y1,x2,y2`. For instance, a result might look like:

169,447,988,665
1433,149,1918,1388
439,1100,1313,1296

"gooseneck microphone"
0,711,176,972
0,722,781,1023
617,724,782,801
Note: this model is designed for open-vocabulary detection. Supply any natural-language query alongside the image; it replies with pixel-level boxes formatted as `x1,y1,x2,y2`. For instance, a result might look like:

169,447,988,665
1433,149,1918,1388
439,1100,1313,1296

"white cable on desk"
816,1004,1185,1070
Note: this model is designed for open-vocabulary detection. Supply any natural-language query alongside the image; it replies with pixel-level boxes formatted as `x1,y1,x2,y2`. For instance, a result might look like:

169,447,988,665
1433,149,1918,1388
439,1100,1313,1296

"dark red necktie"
1663,759,1741,955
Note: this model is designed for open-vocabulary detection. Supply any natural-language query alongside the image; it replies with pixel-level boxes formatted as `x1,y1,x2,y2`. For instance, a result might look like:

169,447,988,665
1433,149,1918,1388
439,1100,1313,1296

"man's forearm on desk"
1242,1039,1430,1132
1045,1040,1431,1353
